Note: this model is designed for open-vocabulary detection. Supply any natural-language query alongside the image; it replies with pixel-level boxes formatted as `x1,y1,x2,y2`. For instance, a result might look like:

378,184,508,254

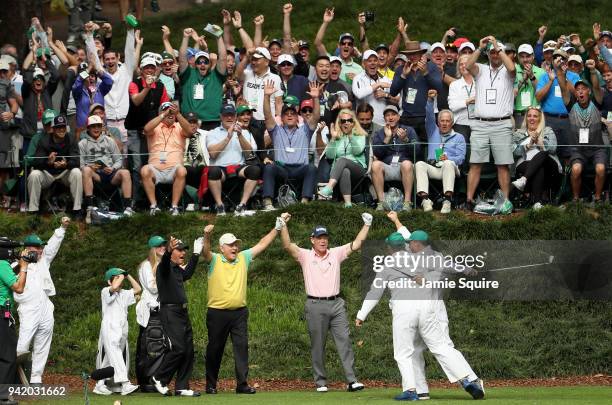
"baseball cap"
561,45,575,54
161,51,174,61
159,101,174,113
407,230,429,242
363,49,378,60
543,40,557,52
517,44,534,55
219,233,241,246
385,232,406,247
0,60,9,71
269,38,282,47
52,115,67,128
42,109,58,125
568,55,583,64
311,225,329,237
184,112,199,122
429,42,445,53
35,47,51,58
148,235,167,248
574,79,590,90
140,56,157,67
338,33,354,43
487,42,506,53
419,42,431,52
66,44,78,54
459,42,475,52
220,104,237,115
175,240,189,250
553,49,569,59
277,54,296,66
186,47,197,58
383,105,399,115
394,54,408,63
1,54,17,65
87,115,103,127
300,98,314,110
253,47,271,60
33,68,46,81
329,56,342,65
194,51,210,62
453,37,470,48
89,103,105,115
283,95,300,107
600,30,612,40
236,104,255,115
298,40,309,49
23,234,46,247
104,268,126,281
375,43,389,52
505,43,517,53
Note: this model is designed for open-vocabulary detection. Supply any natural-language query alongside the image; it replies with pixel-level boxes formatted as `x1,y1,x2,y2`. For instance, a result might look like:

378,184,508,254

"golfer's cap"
363,49,378,60
220,103,237,115
87,115,103,127
561,45,575,54
186,47,197,58
338,33,354,43
385,232,406,247
298,40,309,49
329,56,342,65
52,115,67,128
253,47,271,60
0,60,9,71
543,40,557,52
184,112,199,122
383,105,399,115
505,43,517,53
236,104,255,115
148,235,167,248
420,42,431,51
219,233,241,246
159,101,174,113
269,38,282,47
429,42,445,53
89,103,105,115
407,230,429,242
1,54,17,65
140,56,158,67
283,95,300,107
277,54,296,66
574,79,590,89
66,45,78,54
518,44,534,55
23,234,46,247
104,267,125,281
42,109,58,125
458,42,475,52
311,225,329,237
33,68,46,80
300,98,314,110
453,37,470,48
487,42,505,53
553,49,568,59
375,43,389,52
394,54,408,63
194,51,210,62
568,54,583,64
161,51,174,61
600,30,612,40
282,103,299,115
175,240,189,250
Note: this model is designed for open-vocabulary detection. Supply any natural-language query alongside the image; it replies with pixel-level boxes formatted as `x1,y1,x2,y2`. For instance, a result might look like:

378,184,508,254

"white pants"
391,300,476,391
97,320,129,383
415,160,458,195
16,302,54,383
27,168,83,211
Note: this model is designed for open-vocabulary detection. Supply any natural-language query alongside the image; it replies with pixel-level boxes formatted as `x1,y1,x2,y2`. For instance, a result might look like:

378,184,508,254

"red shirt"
128,78,170,103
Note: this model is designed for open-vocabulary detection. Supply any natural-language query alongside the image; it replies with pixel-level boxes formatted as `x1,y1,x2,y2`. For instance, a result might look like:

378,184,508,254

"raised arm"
263,79,277,131
253,15,264,47
555,59,571,105
179,27,194,74
42,217,69,263
221,9,234,49
279,213,300,260
233,11,254,50
466,36,488,77
493,37,516,75
314,8,334,56
126,274,142,296
357,12,369,53
202,225,215,262
440,27,456,47
250,225,279,258
586,59,603,104
282,3,293,54
215,34,227,75
347,213,372,256
305,82,323,129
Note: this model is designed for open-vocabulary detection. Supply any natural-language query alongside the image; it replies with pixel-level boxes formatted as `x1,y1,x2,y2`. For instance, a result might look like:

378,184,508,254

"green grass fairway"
24,386,612,405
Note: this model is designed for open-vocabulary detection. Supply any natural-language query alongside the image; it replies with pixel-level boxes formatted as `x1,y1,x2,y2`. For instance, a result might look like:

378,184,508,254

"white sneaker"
85,207,93,224
170,206,180,216
185,203,196,212
533,202,543,210
316,386,328,392
347,381,364,392
422,198,433,212
123,207,135,217
93,383,112,396
149,205,161,216
512,176,527,192
262,204,277,211
151,376,169,396
441,199,452,214
121,382,139,396
175,389,201,397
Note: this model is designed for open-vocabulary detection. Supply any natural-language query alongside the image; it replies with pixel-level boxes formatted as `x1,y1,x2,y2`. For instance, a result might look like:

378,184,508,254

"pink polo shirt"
297,244,351,297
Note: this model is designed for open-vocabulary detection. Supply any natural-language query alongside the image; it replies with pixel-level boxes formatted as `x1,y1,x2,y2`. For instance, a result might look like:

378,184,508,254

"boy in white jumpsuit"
355,217,484,401
15,216,70,384
93,268,142,396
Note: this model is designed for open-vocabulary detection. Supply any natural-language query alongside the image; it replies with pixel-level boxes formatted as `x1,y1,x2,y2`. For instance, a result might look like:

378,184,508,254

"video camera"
0,238,38,263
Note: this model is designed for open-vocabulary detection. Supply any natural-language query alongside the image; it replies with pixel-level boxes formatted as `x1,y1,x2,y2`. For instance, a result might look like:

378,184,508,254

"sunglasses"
161,61,173,67
279,62,293,67
301,108,313,113
195,59,210,65
340,118,354,124
341,41,353,46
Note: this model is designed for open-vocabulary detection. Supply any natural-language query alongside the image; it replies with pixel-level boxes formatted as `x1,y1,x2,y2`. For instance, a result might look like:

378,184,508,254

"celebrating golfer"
279,212,372,393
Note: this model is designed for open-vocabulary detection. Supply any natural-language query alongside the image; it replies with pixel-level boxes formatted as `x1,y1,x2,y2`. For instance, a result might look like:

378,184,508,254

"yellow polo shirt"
379,66,395,80
207,249,253,310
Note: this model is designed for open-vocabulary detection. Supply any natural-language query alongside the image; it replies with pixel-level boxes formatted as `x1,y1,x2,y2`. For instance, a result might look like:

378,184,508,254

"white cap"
277,54,296,65
329,56,342,65
458,42,475,52
33,67,46,80
568,54,583,64
543,40,556,52
140,57,158,67
394,54,408,62
363,49,378,60
517,44,534,55
194,51,210,61
87,115,103,127
488,42,506,53
0,54,17,65
429,42,445,53
0,60,9,71
219,233,241,246
253,47,271,60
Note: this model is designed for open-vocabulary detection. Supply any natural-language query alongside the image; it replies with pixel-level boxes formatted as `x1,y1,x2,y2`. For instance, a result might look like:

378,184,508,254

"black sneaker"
205,387,217,394
236,386,256,394
215,204,226,216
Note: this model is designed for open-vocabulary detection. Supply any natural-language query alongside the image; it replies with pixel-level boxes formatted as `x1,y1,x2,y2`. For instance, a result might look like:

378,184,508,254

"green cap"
407,230,429,242
283,95,300,106
23,234,45,247
104,267,126,281
26,27,36,40
148,235,167,248
42,109,58,125
161,51,174,61
125,14,140,29
35,47,51,58
236,105,255,115
385,232,406,247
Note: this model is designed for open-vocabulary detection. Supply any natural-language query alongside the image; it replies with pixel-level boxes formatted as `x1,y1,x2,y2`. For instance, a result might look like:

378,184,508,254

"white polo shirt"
473,63,514,119
351,72,393,126
206,125,258,167
242,67,283,121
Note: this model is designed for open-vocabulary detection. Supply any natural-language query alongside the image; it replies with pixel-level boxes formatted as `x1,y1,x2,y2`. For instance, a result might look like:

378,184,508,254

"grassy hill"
2,203,611,382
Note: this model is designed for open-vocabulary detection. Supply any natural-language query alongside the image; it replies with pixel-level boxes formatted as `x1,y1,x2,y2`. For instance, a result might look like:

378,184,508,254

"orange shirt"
148,122,188,170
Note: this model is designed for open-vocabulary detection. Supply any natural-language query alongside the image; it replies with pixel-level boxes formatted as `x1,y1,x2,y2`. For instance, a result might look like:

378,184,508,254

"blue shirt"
390,61,442,118
270,124,313,165
281,75,309,102
425,100,466,165
536,71,579,115
372,124,420,164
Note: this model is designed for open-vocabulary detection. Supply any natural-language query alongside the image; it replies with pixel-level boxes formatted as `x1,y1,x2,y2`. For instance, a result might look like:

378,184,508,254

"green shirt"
0,260,17,308
514,64,546,111
179,66,226,123
325,133,367,170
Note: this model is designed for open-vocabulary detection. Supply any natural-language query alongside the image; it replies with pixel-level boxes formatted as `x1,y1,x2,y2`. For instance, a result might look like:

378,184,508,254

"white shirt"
448,77,476,126
103,30,136,120
135,260,159,328
101,287,135,330
242,67,283,121
309,126,329,166
206,125,257,167
351,71,392,126
473,63,514,119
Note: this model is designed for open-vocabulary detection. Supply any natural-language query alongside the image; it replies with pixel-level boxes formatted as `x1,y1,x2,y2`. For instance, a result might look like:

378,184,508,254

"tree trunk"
0,0,44,59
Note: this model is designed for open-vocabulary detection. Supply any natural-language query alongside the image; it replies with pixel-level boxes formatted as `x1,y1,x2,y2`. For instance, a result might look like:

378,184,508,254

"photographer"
0,247,27,405
14,217,70,385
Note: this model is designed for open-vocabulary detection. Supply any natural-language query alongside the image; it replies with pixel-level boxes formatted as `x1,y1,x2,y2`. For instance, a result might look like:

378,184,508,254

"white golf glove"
193,237,204,254
362,212,373,226
275,217,286,231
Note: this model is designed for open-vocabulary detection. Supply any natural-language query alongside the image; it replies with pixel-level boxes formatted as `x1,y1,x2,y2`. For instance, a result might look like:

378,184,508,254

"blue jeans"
262,163,317,200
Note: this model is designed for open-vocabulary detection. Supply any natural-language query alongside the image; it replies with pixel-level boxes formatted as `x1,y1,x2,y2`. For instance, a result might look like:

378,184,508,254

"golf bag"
136,310,167,387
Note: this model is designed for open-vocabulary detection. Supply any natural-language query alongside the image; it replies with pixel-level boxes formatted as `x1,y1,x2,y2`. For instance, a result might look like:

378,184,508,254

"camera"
0,237,38,263
364,11,375,23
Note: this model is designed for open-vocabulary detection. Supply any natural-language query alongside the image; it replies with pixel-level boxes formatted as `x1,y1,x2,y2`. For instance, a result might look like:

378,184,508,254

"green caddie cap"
104,267,126,281
407,230,429,242
42,109,58,125
160,51,174,61
35,47,51,58
385,232,406,247
148,235,167,248
283,95,300,106
236,105,255,115
23,234,45,247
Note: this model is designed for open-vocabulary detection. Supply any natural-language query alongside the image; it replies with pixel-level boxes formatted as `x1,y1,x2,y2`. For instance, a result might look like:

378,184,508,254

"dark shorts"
570,148,608,166
97,169,118,184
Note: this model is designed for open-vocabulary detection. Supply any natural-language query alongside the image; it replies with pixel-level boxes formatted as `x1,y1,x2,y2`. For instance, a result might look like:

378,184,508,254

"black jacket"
20,60,60,137
33,133,80,175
